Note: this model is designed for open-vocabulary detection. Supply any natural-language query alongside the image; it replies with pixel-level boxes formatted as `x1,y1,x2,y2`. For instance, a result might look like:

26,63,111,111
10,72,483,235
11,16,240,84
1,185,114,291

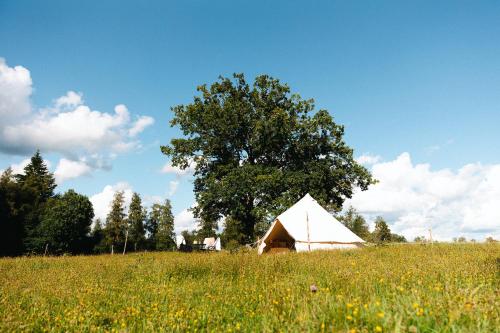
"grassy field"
0,244,498,332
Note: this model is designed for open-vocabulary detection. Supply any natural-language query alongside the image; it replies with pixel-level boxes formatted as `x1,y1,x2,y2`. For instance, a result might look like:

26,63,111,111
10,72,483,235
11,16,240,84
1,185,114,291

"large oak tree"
162,74,374,243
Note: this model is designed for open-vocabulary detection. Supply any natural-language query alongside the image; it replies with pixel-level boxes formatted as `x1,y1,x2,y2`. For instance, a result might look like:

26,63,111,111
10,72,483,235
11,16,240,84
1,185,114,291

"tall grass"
0,244,498,332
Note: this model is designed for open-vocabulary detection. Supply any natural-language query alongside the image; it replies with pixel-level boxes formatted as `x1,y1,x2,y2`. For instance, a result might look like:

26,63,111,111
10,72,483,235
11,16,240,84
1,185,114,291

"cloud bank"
0,58,154,183
348,153,500,241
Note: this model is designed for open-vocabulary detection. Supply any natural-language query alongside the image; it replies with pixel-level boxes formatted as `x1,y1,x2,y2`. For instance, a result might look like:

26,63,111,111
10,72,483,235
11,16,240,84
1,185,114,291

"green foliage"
127,193,146,251
337,206,370,240
221,216,247,246
104,191,126,252
15,151,57,253
196,218,217,241
38,190,94,254
372,217,392,244
414,236,426,243
161,73,375,243
91,219,107,253
0,151,100,256
453,236,467,243
15,150,56,203
390,233,407,243
485,237,497,243
180,230,196,247
148,200,176,251
0,168,25,255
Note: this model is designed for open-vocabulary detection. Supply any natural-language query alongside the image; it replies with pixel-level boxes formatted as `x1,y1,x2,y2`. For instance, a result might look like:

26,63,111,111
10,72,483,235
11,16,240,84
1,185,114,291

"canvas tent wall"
203,237,222,251
258,194,365,254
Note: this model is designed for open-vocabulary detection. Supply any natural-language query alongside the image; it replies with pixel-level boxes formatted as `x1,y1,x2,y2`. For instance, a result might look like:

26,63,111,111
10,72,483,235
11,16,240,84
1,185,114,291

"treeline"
0,151,176,256
337,207,407,243
93,191,176,254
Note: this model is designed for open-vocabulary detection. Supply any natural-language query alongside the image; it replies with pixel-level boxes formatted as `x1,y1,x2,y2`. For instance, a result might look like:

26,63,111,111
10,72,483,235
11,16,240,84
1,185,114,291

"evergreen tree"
104,191,126,254
145,207,158,250
15,150,57,252
127,192,146,251
91,218,106,253
372,217,392,243
337,206,370,240
148,200,176,250
16,150,56,202
157,200,176,250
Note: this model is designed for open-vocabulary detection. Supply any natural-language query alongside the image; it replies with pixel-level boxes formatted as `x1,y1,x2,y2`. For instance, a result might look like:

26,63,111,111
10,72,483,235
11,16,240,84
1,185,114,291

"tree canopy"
144,200,176,251
39,190,94,254
105,191,126,253
162,74,375,243
127,192,146,251
337,206,370,240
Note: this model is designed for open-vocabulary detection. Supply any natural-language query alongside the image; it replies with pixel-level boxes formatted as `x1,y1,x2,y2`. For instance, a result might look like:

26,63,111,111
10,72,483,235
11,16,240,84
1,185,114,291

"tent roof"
262,193,365,244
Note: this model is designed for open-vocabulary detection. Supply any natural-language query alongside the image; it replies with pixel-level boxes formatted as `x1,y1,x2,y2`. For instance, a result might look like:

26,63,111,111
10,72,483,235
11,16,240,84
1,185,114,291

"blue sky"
1,1,499,240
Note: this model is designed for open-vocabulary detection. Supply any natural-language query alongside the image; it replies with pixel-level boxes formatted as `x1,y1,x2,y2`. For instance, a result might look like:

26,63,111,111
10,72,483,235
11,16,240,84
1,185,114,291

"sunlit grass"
0,244,498,332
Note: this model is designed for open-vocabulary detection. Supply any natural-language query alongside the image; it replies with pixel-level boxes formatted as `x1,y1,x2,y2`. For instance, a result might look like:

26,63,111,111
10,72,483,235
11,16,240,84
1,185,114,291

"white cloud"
174,207,199,233
90,182,134,222
0,57,155,181
356,153,382,165
55,91,83,109
168,180,179,197
9,158,31,175
1,103,137,155
161,159,196,176
346,153,500,241
129,116,155,137
0,58,32,124
54,158,92,184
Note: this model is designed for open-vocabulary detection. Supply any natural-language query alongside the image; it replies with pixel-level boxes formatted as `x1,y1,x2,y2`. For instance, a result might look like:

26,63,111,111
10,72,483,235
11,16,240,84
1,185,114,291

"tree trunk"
111,244,114,255
44,243,48,256
123,229,129,255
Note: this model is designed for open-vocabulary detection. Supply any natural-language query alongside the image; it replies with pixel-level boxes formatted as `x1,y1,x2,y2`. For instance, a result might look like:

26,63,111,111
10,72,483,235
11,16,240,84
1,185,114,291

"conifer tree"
148,200,175,250
145,207,159,249
156,199,175,250
105,191,126,254
91,218,106,253
16,150,56,202
127,192,146,251
15,150,57,252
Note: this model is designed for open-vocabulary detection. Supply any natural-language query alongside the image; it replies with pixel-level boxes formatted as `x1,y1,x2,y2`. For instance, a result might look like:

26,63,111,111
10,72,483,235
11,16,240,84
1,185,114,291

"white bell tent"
258,193,365,254
203,237,222,251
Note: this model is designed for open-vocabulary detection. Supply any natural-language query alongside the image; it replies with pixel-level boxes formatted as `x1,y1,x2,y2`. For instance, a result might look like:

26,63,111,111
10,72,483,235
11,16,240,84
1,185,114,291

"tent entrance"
263,220,295,254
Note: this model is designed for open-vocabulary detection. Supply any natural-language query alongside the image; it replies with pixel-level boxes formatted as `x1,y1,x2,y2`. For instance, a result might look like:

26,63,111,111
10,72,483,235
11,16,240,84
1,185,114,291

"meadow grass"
0,244,498,332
